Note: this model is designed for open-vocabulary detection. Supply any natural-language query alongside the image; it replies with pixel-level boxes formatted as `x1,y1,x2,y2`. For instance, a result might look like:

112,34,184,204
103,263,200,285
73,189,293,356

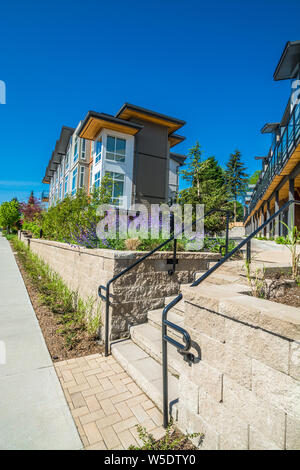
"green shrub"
275,236,288,245
11,238,101,348
128,420,203,450
22,220,42,238
204,237,235,255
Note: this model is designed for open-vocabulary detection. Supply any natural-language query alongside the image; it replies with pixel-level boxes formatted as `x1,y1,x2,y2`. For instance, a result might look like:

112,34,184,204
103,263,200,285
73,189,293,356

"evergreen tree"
179,143,229,233
181,141,203,200
225,150,248,222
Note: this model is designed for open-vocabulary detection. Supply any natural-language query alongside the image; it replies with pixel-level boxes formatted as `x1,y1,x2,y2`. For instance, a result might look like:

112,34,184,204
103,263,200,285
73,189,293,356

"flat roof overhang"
254,156,270,161
49,159,58,171
52,146,62,164
56,126,74,154
77,111,143,140
168,133,185,148
274,40,300,81
116,103,186,135
261,123,280,134
43,165,54,183
170,152,186,166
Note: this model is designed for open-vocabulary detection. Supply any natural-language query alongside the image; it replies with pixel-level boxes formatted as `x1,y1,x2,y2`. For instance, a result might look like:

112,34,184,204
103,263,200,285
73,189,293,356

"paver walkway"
0,234,82,450
55,354,165,450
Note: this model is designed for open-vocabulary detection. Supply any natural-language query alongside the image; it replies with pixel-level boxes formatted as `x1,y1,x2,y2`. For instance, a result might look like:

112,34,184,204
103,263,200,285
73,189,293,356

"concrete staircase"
111,260,247,414
111,297,182,414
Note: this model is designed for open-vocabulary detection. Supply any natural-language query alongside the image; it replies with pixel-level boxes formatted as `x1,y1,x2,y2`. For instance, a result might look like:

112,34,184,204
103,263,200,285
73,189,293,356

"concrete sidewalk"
0,234,82,450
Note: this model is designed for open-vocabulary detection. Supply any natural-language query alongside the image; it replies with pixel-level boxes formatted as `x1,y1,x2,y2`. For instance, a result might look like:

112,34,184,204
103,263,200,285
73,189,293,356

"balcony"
247,99,300,217
41,191,49,202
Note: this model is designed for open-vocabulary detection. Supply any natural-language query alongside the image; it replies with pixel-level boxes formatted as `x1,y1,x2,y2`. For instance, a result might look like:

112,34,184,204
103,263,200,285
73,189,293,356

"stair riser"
131,329,185,377
112,346,163,410
111,342,179,413
164,297,185,314
148,318,182,341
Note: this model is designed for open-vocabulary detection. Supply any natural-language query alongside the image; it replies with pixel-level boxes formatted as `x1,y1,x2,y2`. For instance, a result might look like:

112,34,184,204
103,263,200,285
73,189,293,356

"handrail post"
105,282,110,357
170,213,177,275
225,211,230,255
162,323,168,428
246,240,251,264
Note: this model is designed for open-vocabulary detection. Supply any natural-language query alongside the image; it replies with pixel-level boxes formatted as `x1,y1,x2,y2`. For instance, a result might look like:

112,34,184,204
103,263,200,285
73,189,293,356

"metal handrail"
248,99,300,216
162,199,300,427
99,208,233,357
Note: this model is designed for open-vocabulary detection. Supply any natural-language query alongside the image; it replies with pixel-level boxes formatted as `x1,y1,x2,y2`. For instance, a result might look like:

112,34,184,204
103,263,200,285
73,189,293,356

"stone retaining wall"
177,281,300,450
19,232,220,341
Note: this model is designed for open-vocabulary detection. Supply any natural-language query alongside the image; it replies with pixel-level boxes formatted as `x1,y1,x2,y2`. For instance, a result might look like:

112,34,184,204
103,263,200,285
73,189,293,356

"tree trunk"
234,200,237,223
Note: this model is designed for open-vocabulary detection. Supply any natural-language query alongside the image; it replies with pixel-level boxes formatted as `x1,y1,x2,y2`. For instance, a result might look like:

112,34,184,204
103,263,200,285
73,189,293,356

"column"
288,177,295,231
274,190,280,237
266,200,270,238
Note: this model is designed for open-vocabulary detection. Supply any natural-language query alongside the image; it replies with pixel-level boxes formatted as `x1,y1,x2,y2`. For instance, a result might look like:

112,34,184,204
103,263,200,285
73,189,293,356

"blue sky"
0,0,299,203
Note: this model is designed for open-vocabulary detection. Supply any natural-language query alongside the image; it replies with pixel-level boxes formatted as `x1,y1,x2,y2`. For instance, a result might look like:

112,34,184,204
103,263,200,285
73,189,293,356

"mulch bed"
11,244,103,362
273,286,300,308
265,271,300,308
157,430,198,450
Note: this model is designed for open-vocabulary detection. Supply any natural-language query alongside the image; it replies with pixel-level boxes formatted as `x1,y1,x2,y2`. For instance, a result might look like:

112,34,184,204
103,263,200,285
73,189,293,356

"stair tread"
131,323,185,375
164,296,185,314
111,339,178,412
148,308,184,327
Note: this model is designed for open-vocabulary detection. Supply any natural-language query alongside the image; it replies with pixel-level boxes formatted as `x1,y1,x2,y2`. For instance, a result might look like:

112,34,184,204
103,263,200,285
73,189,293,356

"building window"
106,136,126,162
81,139,86,160
66,142,71,171
59,182,62,200
79,166,85,188
64,174,68,195
94,170,101,189
94,140,102,164
74,137,79,163
72,167,78,195
106,171,124,205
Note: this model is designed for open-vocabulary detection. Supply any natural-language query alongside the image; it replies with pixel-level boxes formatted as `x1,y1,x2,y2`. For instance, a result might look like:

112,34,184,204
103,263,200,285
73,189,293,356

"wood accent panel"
118,109,182,134
168,135,184,148
79,117,140,140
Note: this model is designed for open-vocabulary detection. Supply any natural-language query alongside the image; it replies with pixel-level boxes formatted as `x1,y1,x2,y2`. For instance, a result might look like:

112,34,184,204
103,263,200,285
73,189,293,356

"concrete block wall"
177,282,300,450
19,232,220,341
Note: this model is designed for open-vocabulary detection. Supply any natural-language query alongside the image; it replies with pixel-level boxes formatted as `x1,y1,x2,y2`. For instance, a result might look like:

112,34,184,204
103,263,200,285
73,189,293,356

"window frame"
106,135,126,163
94,139,102,165
64,174,69,195
73,136,79,164
81,139,86,161
106,171,125,206
94,170,101,189
79,166,85,188
72,167,78,195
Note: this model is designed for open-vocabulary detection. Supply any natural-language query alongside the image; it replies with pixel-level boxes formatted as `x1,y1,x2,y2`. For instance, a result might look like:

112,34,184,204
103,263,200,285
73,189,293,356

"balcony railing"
247,99,300,216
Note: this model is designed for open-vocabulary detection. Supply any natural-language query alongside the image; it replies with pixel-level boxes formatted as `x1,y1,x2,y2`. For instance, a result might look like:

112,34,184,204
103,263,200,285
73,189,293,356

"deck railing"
247,100,300,216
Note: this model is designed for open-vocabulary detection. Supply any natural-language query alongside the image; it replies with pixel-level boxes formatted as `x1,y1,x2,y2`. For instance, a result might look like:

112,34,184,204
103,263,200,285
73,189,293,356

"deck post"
274,191,280,237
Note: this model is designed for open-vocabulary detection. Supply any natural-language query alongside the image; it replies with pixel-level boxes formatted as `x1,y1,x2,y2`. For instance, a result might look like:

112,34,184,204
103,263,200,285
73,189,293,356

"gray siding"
131,119,169,205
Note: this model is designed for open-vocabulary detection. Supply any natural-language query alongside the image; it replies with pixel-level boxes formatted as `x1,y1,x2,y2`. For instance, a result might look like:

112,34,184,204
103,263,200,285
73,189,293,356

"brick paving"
54,353,165,450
